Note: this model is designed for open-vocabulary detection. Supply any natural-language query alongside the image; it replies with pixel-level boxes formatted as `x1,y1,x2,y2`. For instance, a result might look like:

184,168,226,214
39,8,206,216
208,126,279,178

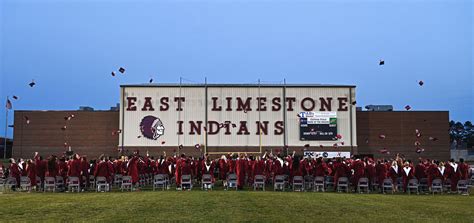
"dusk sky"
1,0,472,139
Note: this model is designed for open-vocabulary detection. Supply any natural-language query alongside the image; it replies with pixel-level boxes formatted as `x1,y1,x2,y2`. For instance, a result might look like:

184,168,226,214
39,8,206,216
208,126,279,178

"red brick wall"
356,111,450,161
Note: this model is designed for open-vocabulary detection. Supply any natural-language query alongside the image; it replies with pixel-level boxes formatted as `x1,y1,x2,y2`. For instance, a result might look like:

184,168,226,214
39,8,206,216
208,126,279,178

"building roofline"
120,83,356,88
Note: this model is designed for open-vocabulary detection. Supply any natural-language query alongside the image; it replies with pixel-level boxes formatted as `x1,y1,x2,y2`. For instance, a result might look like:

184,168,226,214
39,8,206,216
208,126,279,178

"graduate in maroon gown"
401,161,414,192
414,159,427,181
446,159,461,191
201,156,216,183
26,159,37,189
46,156,59,178
427,160,440,187
365,158,376,188
333,158,347,187
218,155,228,181
34,153,47,182
375,160,387,190
388,160,401,192
313,157,328,177
9,158,21,188
127,154,140,186
94,156,111,183
252,156,265,178
58,157,68,179
351,159,365,189
459,158,470,180
235,153,246,189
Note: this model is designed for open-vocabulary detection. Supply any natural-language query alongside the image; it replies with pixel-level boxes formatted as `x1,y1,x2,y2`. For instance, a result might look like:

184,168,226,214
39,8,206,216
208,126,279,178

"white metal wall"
119,86,357,148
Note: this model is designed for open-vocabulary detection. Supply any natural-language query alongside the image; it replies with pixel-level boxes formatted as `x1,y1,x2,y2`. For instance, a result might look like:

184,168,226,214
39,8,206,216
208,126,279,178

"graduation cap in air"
336,134,342,139
429,137,438,141
178,144,184,150
149,78,153,83
161,141,166,145
414,141,421,146
12,96,19,100
195,144,201,150
415,147,425,154
340,141,345,145
379,60,385,65
351,101,357,105
118,67,126,74
379,134,386,139
296,114,301,118
24,116,30,125
231,123,237,128
365,138,369,144
111,71,116,77
415,129,422,138
61,126,67,131
8,125,14,128
405,105,411,111
304,144,310,148
418,80,424,86
333,143,338,148
378,149,390,154
219,123,224,128
319,145,324,148
29,80,36,87
137,135,141,138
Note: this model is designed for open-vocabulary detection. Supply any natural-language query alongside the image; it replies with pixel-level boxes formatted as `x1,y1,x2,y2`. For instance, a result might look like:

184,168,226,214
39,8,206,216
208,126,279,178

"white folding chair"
181,174,192,190
313,176,325,192
457,180,469,195
4,177,17,192
337,177,349,193
419,178,429,193
20,176,32,191
44,177,56,192
121,176,133,192
226,173,237,190
382,178,394,194
357,177,370,193
293,176,304,192
304,175,314,191
324,176,335,191
55,176,65,192
201,174,213,190
68,176,81,192
36,176,42,192
89,176,96,189
114,174,123,188
153,174,167,191
96,176,109,192
253,175,265,191
274,175,286,191
443,179,451,192
431,178,443,194
407,178,419,195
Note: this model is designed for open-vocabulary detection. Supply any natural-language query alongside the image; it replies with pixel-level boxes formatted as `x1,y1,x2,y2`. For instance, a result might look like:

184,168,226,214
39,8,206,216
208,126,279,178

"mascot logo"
140,115,165,140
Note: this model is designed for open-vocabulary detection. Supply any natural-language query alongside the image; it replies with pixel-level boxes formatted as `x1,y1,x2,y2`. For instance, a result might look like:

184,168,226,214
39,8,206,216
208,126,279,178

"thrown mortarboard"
351,101,357,105
379,134,386,139
378,149,390,154
8,125,14,128
24,116,30,124
231,123,237,128
61,126,67,131
137,135,141,138
161,141,166,145
333,143,338,148
379,60,385,65
418,80,424,86
178,144,184,150
29,80,36,87
119,67,126,74
195,144,201,150
304,144,310,148
319,145,324,148
12,96,19,100
149,78,153,83
340,141,345,145
365,138,369,144
415,129,422,138
415,147,425,154
429,137,438,141
111,72,116,77
405,105,411,111
336,134,342,139
414,141,421,146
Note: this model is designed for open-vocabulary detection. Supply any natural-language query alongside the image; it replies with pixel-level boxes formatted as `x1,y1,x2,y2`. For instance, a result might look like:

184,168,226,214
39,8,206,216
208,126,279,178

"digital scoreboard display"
299,111,337,141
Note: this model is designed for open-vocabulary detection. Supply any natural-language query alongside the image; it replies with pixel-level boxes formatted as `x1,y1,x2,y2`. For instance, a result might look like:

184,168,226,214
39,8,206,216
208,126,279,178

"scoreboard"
299,111,337,141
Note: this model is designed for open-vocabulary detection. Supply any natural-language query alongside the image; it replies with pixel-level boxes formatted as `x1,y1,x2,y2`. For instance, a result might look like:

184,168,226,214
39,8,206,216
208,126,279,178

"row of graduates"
2,150,471,192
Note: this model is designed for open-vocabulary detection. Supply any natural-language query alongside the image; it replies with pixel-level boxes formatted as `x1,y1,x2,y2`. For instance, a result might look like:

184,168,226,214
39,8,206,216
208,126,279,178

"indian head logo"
140,115,165,140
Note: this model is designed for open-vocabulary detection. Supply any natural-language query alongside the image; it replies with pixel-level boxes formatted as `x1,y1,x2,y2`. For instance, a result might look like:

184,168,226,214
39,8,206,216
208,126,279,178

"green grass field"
1,189,473,222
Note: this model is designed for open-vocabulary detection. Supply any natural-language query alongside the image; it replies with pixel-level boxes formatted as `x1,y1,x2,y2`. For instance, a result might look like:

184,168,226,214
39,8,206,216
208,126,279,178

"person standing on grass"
414,159,427,181
446,159,460,192
127,153,140,188
9,158,21,189
388,160,400,192
94,155,111,184
34,152,47,183
375,160,387,192
401,161,414,192
46,156,58,178
235,153,246,190
458,158,469,180
26,159,37,189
